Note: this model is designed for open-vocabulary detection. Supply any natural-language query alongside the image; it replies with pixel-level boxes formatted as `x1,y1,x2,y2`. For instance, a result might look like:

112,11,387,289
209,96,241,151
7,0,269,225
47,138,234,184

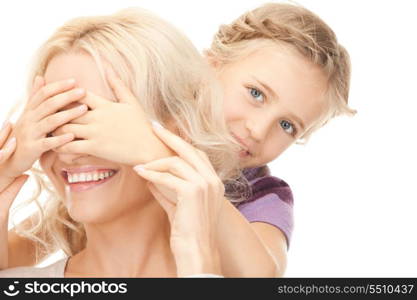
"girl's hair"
10,8,248,262
206,2,357,143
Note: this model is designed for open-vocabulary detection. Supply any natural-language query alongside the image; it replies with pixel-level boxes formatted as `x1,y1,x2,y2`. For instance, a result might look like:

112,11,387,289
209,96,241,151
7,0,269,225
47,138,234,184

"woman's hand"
0,121,30,270
0,77,88,180
0,121,30,218
52,70,172,165
133,123,226,276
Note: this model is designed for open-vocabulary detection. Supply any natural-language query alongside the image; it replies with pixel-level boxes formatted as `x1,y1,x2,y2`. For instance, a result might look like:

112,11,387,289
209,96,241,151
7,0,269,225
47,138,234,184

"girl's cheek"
224,95,250,121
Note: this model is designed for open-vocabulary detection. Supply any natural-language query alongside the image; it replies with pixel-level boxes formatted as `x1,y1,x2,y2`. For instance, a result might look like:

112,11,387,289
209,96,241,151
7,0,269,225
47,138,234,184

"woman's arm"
217,199,287,277
0,175,32,269
6,215,39,268
7,227,37,268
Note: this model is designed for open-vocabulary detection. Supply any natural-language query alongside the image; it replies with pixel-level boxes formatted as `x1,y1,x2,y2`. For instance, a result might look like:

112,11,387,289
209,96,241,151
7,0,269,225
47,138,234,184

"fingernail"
151,120,164,130
134,165,145,173
74,88,85,95
1,120,9,130
67,78,76,85
78,104,88,111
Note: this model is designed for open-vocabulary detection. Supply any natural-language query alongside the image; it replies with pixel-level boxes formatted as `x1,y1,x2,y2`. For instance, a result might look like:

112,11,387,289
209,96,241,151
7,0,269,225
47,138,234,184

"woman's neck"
65,199,177,277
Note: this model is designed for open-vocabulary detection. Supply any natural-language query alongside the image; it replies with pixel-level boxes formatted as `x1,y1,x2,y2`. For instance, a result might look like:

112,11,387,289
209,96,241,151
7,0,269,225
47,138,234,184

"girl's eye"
280,120,297,136
248,87,265,102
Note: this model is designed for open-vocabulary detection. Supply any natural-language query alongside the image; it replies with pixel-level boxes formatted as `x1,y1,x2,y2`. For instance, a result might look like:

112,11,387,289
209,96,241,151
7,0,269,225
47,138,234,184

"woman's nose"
55,152,89,165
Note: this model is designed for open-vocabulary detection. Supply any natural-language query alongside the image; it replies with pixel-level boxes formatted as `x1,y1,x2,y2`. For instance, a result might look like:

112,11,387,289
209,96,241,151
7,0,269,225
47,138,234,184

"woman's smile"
62,169,119,192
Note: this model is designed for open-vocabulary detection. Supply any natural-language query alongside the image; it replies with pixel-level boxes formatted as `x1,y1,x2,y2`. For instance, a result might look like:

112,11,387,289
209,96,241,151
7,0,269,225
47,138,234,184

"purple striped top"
235,166,294,249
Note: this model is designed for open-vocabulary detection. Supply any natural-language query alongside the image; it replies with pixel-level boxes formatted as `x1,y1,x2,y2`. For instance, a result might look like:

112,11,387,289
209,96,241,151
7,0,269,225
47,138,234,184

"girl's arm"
217,199,287,277
134,125,288,277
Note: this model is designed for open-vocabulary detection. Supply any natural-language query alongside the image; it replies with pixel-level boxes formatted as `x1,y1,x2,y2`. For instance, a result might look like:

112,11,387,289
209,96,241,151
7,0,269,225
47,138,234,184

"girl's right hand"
0,76,88,180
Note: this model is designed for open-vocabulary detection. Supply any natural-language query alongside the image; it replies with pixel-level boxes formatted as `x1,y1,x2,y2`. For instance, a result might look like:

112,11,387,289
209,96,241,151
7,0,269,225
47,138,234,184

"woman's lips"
62,170,118,192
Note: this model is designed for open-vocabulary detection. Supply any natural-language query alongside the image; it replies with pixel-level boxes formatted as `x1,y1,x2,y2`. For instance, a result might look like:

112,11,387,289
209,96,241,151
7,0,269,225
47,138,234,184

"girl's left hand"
52,70,173,165
133,123,226,277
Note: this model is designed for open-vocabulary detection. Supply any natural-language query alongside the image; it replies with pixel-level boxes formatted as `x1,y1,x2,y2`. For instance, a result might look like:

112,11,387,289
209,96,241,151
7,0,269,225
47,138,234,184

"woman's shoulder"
0,257,68,278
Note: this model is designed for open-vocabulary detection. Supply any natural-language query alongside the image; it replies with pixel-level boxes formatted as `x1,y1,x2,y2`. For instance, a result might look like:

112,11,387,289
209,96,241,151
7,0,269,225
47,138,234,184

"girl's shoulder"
238,165,294,248
242,165,293,206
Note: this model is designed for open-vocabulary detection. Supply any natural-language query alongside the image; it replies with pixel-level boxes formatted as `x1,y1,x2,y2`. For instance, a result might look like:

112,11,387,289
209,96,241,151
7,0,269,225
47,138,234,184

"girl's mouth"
231,132,252,157
239,150,251,158
61,170,119,192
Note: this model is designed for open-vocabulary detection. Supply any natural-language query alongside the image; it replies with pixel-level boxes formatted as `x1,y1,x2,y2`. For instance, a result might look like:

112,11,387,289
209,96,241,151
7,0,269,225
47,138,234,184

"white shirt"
0,257,223,277
0,257,67,277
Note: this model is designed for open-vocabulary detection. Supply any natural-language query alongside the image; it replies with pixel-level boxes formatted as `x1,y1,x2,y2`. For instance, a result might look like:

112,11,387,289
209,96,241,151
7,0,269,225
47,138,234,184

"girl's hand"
52,70,172,165
133,123,225,276
0,77,88,180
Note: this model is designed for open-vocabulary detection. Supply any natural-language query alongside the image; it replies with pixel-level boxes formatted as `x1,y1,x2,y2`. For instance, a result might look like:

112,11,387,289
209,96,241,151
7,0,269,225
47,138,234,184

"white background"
1,0,416,277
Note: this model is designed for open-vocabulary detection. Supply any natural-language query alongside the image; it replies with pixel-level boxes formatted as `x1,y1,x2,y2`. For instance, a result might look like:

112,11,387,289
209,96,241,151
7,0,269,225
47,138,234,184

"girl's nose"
246,117,273,144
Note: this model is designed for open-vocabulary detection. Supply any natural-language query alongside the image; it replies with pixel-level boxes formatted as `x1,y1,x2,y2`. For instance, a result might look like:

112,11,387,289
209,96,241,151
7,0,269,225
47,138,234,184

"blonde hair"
206,2,357,142
11,8,248,261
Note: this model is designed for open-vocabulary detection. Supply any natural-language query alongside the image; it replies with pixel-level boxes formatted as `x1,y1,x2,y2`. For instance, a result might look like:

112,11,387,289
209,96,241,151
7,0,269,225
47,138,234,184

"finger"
106,68,137,105
195,149,216,173
53,139,92,154
142,156,201,183
0,175,29,212
76,91,108,110
151,122,215,177
0,122,12,147
147,182,176,219
51,123,91,140
38,133,74,153
39,104,88,136
33,87,86,122
29,76,45,99
0,137,16,164
133,166,187,195
26,78,77,111
60,109,95,125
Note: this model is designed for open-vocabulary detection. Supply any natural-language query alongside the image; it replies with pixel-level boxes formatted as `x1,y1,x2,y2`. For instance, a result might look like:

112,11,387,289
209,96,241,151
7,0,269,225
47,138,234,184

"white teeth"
67,170,115,184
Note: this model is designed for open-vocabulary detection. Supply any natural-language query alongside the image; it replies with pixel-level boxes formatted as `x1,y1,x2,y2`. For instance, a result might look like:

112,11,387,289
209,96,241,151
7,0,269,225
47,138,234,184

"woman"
0,7,245,277
1,3,355,276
